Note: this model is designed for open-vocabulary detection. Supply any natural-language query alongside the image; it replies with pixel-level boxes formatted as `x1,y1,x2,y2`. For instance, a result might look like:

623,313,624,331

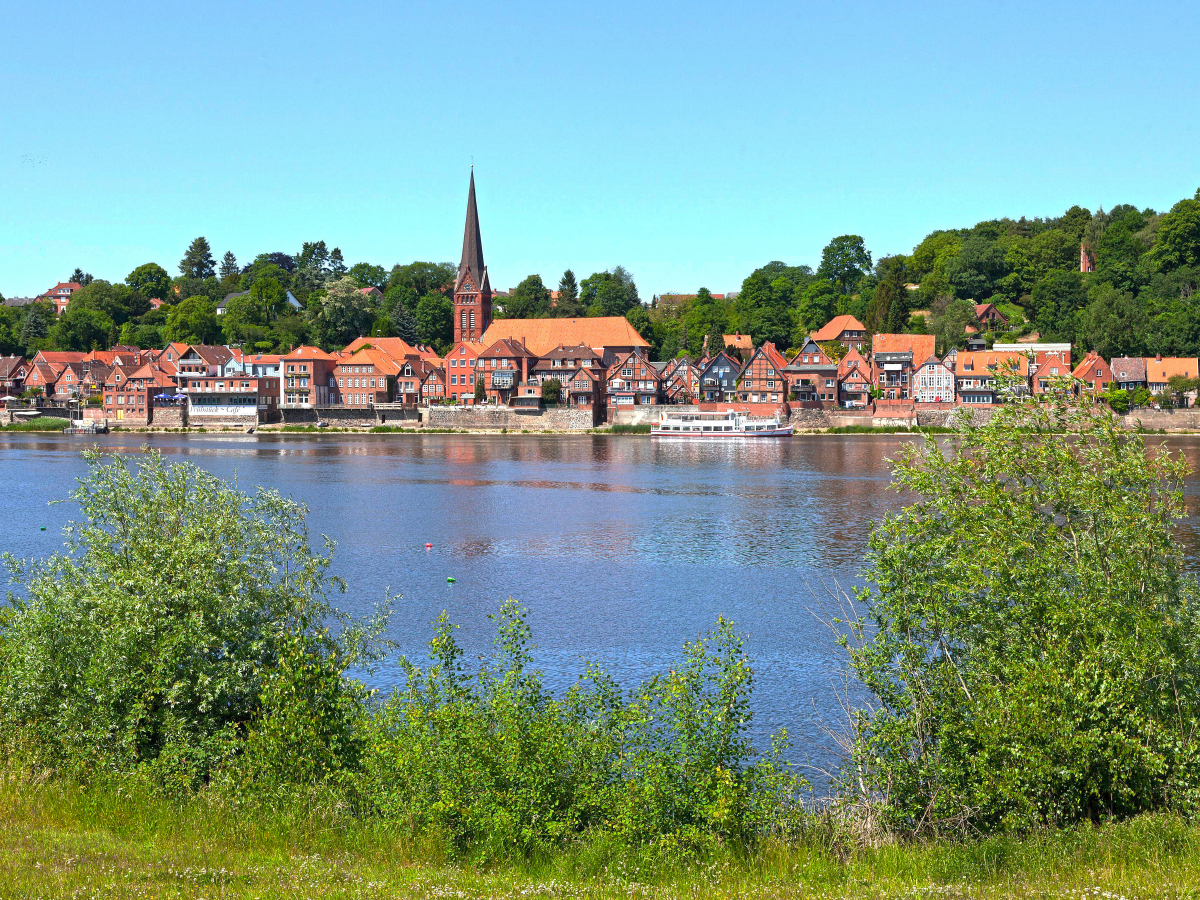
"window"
370,378,376,388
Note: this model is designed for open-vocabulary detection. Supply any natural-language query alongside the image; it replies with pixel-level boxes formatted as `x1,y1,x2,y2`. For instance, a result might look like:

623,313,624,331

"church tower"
454,170,492,343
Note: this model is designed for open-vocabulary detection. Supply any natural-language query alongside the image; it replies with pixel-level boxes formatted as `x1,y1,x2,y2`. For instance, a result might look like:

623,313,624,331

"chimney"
1157,353,1163,361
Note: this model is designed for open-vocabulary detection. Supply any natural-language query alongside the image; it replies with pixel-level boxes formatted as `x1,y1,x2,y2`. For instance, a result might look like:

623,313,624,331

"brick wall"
315,407,379,428
152,406,187,428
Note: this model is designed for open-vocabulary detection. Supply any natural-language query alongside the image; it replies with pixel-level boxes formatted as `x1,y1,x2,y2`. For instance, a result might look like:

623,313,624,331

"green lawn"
2,778,1198,899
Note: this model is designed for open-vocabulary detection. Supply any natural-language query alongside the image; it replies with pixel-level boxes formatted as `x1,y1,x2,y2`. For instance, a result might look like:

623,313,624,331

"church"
446,172,650,403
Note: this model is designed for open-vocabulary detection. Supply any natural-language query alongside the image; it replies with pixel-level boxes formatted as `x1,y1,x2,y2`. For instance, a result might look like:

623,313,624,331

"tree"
53,304,114,351
541,378,561,405
504,274,552,318
70,268,94,286
179,236,216,279
415,293,453,351
928,294,978,354
387,261,456,297
70,280,146,326
1031,270,1087,343
219,251,239,279
817,235,872,294
164,296,220,344
473,372,485,402
1151,199,1200,272
581,267,639,316
329,247,347,277
1076,283,1150,359
794,279,839,335
125,263,172,301
843,401,1200,835
556,270,580,317
0,450,380,784
309,276,375,350
944,235,1008,300
18,301,55,352
349,263,388,290
866,256,908,333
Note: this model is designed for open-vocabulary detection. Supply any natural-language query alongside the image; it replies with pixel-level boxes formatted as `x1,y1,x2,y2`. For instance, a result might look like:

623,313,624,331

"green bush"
843,397,1200,835
359,601,804,859
0,450,384,790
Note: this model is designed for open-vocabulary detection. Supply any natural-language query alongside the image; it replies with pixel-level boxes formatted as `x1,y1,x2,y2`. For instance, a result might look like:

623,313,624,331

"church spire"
457,169,488,294
453,170,492,344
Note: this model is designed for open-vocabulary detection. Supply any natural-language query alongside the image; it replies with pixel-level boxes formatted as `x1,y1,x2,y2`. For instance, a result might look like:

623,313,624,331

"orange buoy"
425,543,432,549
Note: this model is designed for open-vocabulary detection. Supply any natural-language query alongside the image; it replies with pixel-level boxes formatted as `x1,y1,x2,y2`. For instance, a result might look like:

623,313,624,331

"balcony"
490,371,516,389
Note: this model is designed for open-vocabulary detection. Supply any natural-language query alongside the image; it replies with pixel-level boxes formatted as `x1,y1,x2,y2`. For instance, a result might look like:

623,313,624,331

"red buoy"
425,543,432,549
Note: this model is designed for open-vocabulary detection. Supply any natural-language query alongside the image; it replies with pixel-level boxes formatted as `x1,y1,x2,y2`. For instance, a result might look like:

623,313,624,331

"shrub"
0,449,385,790
359,600,803,859
842,397,1200,835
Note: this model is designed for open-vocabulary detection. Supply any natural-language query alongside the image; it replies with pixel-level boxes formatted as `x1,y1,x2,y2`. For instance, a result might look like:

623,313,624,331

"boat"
649,409,793,438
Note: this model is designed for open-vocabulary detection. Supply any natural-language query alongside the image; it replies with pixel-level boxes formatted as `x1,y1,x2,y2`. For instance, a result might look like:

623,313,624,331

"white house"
914,355,955,403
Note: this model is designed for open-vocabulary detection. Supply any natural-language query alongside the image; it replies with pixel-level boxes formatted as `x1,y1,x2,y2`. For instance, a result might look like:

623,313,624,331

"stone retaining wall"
426,405,595,431
152,406,186,428
314,407,379,428
1119,409,1200,431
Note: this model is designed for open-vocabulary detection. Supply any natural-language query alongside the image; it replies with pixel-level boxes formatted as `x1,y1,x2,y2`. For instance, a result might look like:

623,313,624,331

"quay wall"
151,406,187,429
1119,409,1200,431
426,405,595,431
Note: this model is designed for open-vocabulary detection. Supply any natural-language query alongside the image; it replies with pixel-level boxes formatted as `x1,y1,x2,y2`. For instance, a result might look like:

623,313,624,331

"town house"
871,334,936,402
531,344,606,409
478,338,538,405
736,342,789,405
954,351,1031,404
913,355,955,403
660,356,700,404
1109,357,1147,391
101,365,146,422
445,341,485,403
281,346,336,407
697,351,741,402
1144,355,1200,405
418,361,447,403
810,314,868,351
0,356,27,399
41,282,82,315
1071,351,1112,395
606,349,662,407
974,303,1009,330
785,338,838,406
333,348,399,407
1032,349,1072,394
838,348,872,407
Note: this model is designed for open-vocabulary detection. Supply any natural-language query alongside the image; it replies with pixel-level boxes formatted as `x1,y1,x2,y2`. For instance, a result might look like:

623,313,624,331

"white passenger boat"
650,409,793,438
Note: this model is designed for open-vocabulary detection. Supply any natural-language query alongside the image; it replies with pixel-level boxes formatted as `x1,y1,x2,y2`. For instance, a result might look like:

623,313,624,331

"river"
5,431,1200,785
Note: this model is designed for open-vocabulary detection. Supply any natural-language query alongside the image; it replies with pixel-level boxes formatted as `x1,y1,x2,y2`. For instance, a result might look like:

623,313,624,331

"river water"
5,431,1200,785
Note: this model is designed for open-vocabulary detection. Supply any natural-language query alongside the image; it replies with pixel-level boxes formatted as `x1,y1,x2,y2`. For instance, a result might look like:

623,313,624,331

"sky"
2,0,1199,299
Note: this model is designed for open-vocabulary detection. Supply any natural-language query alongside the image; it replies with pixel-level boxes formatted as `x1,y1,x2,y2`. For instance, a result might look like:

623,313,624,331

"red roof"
282,345,335,361
811,315,866,342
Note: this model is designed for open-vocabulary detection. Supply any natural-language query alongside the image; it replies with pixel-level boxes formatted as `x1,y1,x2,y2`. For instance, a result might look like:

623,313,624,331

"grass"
0,417,70,431
818,424,955,435
2,778,1199,898
606,423,652,434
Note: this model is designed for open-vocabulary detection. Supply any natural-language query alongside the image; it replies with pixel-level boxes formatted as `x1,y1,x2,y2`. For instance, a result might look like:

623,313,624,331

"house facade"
607,349,662,407
697,351,741,402
913,356,955,403
479,338,538,405
785,339,838,405
736,342,789,404
810,315,868,351
871,334,936,402
838,348,872,407
281,346,336,407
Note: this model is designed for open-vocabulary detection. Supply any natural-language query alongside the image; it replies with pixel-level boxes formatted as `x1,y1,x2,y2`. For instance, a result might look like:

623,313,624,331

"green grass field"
0,417,69,431
2,777,1198,899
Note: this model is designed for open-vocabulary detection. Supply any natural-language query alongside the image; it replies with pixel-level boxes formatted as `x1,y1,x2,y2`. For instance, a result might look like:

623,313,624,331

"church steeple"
454,169,491,343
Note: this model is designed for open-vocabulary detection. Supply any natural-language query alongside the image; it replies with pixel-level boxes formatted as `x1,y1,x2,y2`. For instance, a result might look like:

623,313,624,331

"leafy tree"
53,304,114,351
125,262,172,301
1054,204,1093,241
866,256,908,333
556,269,580,317
944,235,1008,300
1076,283,1149,359
70,267,94,286
817,235,872,294
164,296,220,344
504,275,552,318
473,372,485,402
794,279,839,335
387,261,455,297
349,262,388,290
415,293,453,351
581,267,639,317
218,251,239,279
1151,199,1200,272
179,236,216,279
844,400,1200,835
0,451,382,786
928,294,978,355
1031,270,1087,343
70,280,146,327
541,377,561,405
309,276,375,350
239,261,292,293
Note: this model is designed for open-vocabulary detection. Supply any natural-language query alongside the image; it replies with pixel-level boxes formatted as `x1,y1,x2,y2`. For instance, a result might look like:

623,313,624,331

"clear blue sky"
3,0,1198,299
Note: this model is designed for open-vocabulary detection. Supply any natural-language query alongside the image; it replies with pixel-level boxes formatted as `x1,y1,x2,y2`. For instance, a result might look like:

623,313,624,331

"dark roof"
3,296,38,307
1110,356,1147,382
538,343,604,362
456,170,490,295
0,356,26,377
480,337,537,359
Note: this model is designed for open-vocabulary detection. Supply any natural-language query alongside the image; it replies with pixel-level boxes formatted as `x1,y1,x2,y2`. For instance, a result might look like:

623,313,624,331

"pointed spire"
458,170,487,293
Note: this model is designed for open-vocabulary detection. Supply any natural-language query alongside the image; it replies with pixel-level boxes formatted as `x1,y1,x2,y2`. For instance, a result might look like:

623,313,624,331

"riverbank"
3,778,1197,899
